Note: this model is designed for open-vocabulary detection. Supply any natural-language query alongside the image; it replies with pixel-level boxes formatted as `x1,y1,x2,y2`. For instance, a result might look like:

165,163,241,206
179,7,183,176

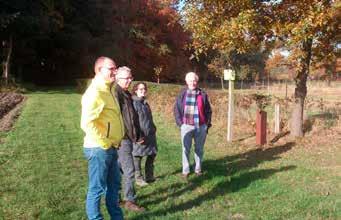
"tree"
272,0,339,136
0,0,191,84
1,12,20,84
182,0,339,137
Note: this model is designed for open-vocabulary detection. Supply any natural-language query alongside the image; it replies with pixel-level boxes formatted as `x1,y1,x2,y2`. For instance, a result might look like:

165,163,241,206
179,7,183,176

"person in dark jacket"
173,72,212,179
131,82,157,187
114,66,145,212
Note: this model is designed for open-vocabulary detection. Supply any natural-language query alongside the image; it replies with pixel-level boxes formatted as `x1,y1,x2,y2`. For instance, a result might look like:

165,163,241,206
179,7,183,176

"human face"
135,84,147,98
99,60,116,82
116,71,133,90
186,75,198,90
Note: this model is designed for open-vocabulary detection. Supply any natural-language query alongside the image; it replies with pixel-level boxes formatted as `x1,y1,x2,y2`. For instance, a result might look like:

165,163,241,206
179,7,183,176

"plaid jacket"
173,88,212,128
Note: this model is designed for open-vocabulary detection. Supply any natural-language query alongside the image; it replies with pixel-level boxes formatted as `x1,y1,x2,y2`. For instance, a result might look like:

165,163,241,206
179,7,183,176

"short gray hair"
116,66,131,79
185,72,199,81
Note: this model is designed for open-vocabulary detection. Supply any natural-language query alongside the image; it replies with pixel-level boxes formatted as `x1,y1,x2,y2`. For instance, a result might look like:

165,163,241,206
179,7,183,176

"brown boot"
124,201,145,212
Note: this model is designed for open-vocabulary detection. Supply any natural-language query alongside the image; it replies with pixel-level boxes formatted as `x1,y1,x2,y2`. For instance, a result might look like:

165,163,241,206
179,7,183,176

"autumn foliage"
0,0,191,84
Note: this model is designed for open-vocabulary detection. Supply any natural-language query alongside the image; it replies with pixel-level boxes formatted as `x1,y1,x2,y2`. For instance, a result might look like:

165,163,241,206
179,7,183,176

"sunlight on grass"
0,88,340,219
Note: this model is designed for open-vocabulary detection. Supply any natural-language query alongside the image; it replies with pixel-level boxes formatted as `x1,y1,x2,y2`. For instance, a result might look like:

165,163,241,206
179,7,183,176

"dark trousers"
133,154,156,181
118,139,136,202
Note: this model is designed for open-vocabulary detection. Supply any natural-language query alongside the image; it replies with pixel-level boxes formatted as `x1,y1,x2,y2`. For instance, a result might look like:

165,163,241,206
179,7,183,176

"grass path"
0,89,340,219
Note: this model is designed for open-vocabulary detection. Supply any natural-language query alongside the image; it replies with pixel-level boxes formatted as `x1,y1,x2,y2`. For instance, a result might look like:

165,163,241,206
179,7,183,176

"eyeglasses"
118,77,134,81
101,66,116,71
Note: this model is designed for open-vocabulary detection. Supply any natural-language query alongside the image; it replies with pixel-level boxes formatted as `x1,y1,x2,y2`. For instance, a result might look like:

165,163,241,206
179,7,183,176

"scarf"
183,89,199,128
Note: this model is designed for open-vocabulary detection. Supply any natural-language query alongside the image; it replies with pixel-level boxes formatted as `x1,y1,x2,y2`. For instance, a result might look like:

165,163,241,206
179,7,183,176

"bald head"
94,56,117,82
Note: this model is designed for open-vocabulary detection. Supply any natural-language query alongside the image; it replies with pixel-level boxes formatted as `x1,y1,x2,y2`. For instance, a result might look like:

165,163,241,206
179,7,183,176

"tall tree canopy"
0,0,191,84
183,0,340,137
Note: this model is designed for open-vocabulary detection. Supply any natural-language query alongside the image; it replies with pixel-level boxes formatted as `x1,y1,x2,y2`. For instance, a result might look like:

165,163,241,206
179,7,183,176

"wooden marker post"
256,110,267,145
224,69,235,142
274,103,280,134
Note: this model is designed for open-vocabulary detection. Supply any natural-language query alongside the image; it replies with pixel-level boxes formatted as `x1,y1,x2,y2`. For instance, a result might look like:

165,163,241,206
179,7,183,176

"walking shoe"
145,177,156,183
195,171,203,176
181,173,189,179
124,201,145,212
136,178,149,187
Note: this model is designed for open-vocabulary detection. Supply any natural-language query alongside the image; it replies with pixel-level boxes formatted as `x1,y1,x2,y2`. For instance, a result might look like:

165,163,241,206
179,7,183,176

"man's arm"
173,94,183,127
80,92,105,138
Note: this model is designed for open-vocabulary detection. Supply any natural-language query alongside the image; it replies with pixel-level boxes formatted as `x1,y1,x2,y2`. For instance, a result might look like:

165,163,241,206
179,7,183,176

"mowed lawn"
0,88,340,220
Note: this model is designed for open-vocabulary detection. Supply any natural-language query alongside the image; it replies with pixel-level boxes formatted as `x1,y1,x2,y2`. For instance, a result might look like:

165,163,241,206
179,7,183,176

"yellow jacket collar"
93,76,112,90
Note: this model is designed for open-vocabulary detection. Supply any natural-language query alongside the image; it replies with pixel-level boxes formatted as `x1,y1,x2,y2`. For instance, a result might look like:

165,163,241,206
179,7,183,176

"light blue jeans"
180,124,207,174
84,147,123,220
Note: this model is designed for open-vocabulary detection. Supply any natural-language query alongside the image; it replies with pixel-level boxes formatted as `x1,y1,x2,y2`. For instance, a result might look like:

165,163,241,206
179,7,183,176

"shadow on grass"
132,142,296,219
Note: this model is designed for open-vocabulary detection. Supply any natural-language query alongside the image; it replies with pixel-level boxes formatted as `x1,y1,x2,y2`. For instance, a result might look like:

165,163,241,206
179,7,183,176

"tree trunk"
220,76,225,90
2,35,13,85
291,38,312,137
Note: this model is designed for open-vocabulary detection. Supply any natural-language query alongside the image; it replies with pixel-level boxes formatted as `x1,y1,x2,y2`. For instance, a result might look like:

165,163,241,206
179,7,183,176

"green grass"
0,87,340,220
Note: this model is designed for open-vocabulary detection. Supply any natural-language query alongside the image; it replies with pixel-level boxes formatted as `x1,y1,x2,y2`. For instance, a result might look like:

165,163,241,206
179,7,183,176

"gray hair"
185,72,199,81
116,66,131,79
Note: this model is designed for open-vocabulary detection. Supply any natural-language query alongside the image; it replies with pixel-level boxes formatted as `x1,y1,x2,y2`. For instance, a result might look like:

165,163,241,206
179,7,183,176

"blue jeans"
181,124,207,174
84,147,123,220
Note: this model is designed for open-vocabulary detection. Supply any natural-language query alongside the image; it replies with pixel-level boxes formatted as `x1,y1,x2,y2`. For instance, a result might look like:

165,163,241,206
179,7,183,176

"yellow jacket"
81,77,124,149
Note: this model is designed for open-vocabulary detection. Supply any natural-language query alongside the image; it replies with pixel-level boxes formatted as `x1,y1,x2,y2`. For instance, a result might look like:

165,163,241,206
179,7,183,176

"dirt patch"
0,92,26,133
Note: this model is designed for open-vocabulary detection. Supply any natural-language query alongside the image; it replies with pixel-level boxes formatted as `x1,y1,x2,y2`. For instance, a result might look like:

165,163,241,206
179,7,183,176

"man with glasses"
114,66,145,212
81,56,125,220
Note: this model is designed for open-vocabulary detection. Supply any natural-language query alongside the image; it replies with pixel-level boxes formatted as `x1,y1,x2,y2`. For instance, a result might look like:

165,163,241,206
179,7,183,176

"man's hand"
136,138,144,144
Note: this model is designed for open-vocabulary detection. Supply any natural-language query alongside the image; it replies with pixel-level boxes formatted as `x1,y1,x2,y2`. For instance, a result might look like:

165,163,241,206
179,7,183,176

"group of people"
80,56,212,220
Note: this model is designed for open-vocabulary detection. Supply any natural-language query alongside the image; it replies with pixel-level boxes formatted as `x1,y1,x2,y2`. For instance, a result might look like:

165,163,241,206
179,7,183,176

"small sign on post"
224,69,235,142
224,69,236,81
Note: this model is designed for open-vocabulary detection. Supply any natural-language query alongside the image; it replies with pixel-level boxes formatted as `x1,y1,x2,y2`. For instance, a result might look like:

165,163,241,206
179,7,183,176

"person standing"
131,82,157,186
81,56,125,220
173,72,212,179
114,66,145,212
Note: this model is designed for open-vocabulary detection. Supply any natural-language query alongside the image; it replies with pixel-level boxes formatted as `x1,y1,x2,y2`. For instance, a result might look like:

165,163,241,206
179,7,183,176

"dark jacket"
114,84,141,142
173,87,212,128
132,96,157,156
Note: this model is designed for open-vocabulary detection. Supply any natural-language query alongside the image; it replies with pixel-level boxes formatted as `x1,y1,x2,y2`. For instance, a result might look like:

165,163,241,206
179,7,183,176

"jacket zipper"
107,122,110,138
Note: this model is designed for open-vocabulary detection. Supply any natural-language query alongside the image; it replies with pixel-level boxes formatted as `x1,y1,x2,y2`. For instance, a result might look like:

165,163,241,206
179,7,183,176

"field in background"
149,80,340,148
0,83,340,219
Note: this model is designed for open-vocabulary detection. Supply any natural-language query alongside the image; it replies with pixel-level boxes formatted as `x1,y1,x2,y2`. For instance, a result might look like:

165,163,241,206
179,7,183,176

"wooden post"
274,104,280,134
227,79,234,142
285,79,288,98
256,110,267,145
267,73,270,95
224,68,235,142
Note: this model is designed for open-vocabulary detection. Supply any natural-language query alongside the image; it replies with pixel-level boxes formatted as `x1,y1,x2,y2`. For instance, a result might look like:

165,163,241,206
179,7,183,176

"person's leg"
117,139,136,202
145,154,156,182
193,124,207,174
133,156,143,179
106,148,124,220
134,156,148,186
181,124,194,175
84,147,109,220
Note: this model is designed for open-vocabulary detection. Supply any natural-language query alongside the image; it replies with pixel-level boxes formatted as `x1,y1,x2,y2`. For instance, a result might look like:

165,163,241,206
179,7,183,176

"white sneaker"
136,178,149,187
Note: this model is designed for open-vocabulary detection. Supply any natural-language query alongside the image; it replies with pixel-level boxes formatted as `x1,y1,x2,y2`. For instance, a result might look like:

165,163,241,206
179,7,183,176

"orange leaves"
183,1,271,55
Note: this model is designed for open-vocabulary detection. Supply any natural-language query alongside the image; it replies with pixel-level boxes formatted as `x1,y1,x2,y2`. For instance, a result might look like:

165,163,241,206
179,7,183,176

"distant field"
0,84,340,219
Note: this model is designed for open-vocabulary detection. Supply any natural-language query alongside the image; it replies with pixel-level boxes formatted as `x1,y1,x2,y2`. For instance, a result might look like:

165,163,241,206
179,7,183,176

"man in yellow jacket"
81,56,125,220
